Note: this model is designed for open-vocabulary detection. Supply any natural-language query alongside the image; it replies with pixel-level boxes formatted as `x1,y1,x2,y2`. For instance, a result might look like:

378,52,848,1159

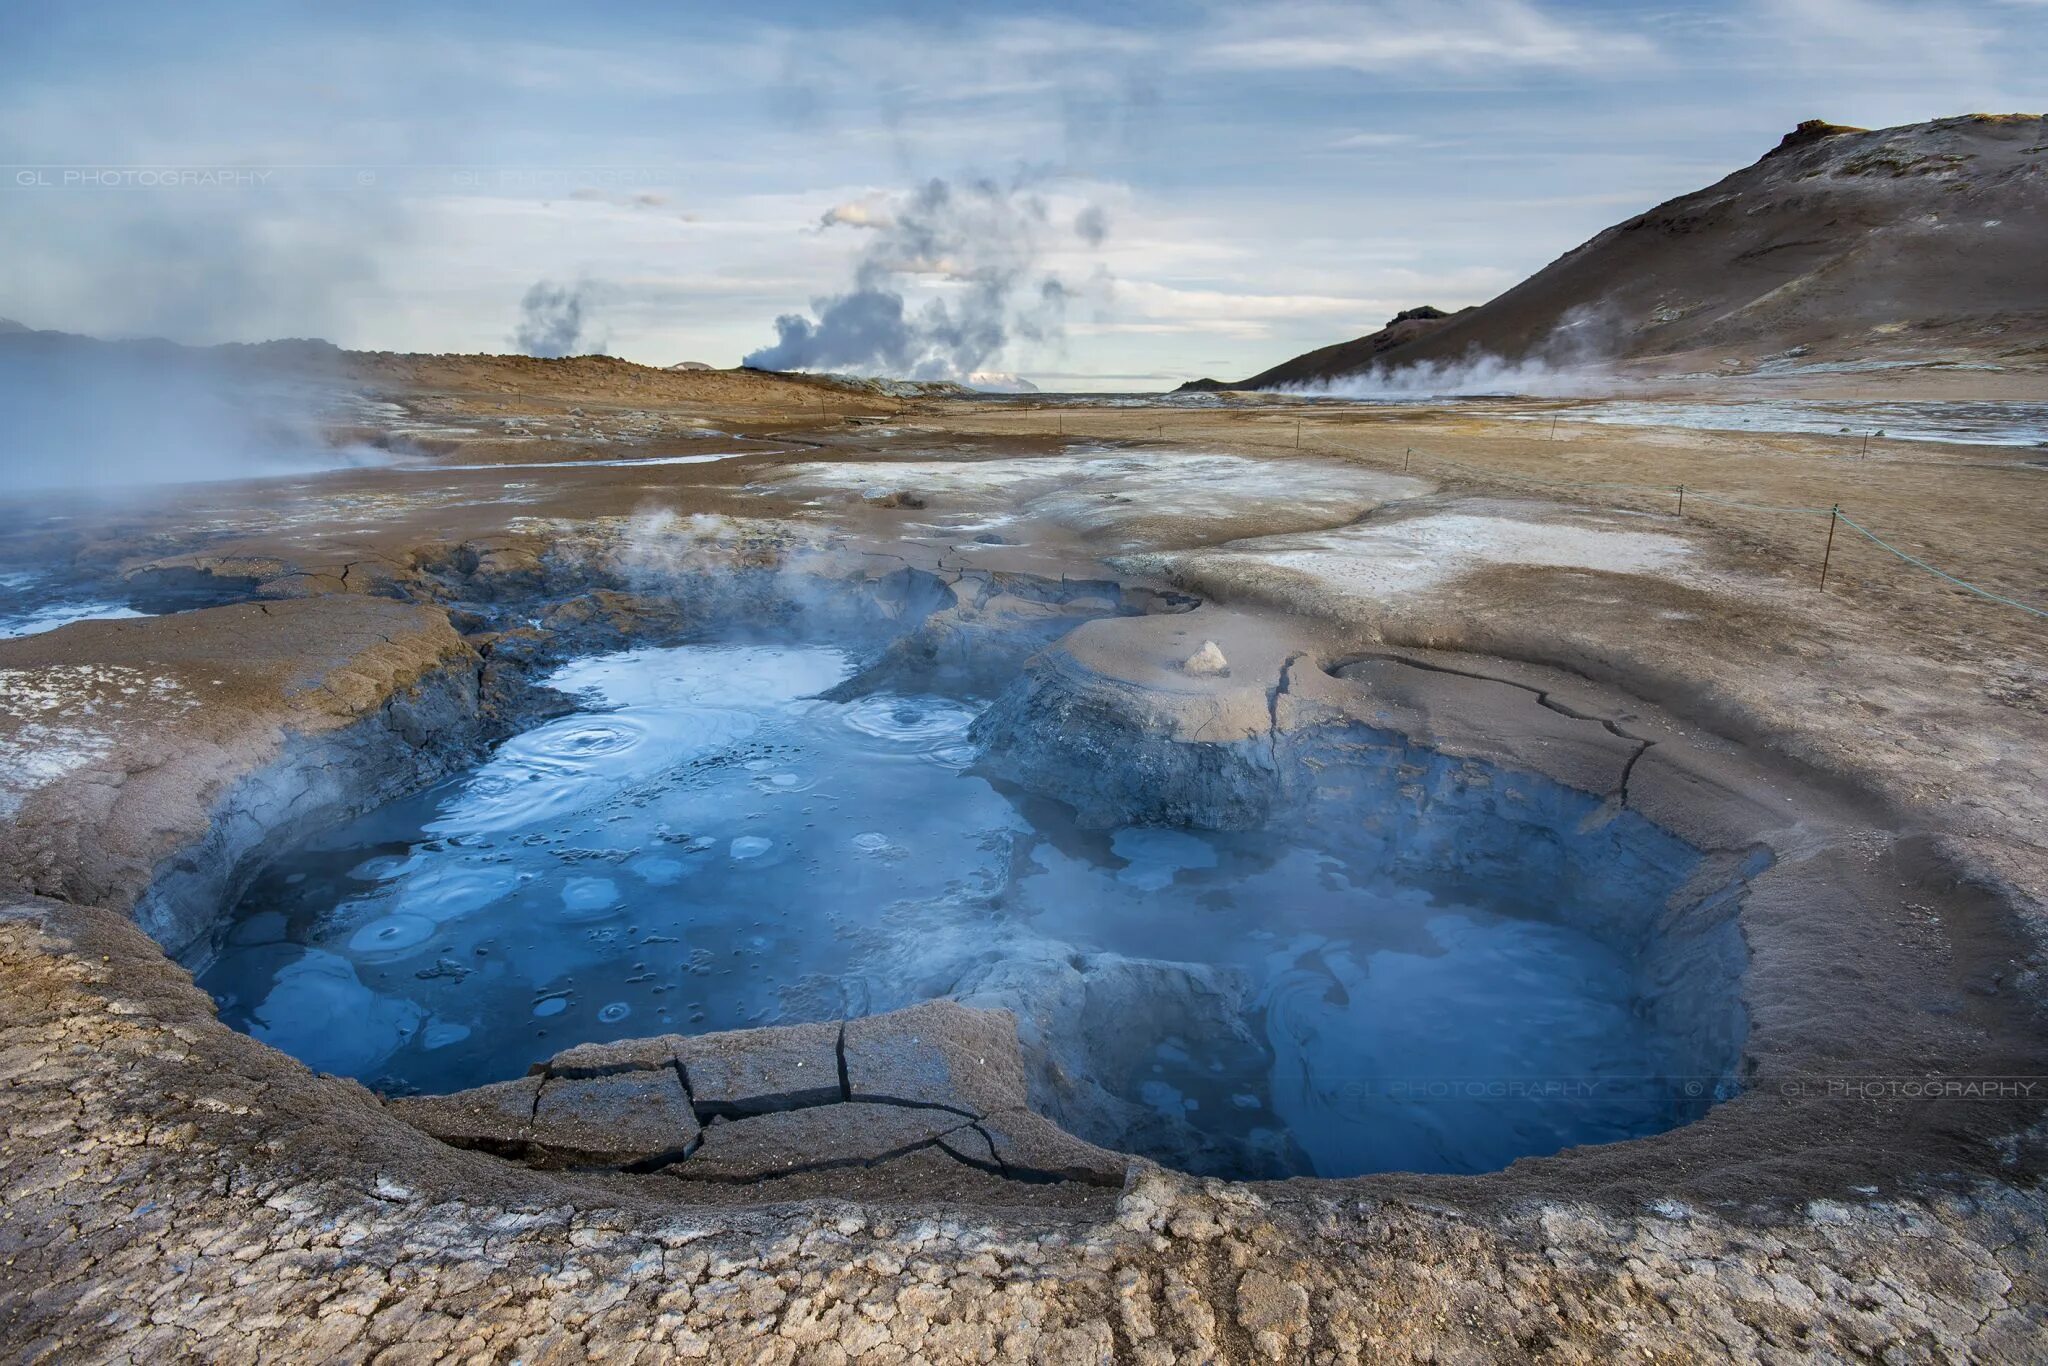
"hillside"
1234,113,2048,389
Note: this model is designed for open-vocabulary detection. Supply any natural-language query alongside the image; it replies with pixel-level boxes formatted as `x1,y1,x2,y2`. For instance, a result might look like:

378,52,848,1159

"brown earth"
1,358,2046,1360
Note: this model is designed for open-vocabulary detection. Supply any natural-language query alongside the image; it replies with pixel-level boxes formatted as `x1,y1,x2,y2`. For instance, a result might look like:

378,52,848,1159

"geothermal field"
2,13,2047,1361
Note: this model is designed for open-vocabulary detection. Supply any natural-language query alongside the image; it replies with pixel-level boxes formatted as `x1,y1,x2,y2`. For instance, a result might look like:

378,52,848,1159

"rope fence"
1009,406,2048,623
1833,513,2048,620
1397,445,2048,620
1387,443,2047,622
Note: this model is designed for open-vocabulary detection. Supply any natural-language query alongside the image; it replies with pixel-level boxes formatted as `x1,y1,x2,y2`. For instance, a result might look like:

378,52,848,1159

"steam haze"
1281,305,1622,397
0,336,384,493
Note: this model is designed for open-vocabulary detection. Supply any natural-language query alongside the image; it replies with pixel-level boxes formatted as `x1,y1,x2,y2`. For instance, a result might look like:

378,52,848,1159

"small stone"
1181,641,1229,677
860,488,927,510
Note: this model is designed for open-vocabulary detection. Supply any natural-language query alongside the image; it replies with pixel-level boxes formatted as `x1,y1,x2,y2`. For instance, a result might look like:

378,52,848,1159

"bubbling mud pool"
192,639,1741,1179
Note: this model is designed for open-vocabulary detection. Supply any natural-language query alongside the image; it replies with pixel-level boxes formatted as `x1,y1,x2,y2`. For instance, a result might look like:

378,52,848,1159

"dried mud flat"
1,360,2046,1362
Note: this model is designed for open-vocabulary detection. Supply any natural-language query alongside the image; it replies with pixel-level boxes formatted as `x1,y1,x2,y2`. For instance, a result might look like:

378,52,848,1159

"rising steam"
743,178,1106,384
0,329,385,494
513,281,606,358
1278,304,1621,398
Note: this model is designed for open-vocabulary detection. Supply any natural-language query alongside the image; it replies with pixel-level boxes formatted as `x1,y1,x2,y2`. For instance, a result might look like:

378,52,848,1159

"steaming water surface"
197,640,1723,1177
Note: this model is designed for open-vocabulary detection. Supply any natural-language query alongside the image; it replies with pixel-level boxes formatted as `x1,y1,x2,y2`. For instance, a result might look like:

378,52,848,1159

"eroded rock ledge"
388,1002,1128,1189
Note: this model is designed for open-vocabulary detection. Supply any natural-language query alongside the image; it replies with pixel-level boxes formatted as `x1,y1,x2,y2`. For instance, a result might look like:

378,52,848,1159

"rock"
969,613,1289,829
675,1018,844,1117
950,947,1267,1176
860,488,928,510
528,1071,698,1167
674,1103,973,1182
842,1001,1027,1117
972,1107,1129,1187
537,590,690,649
1181,640,1229,677
538,1033,683,1079
1236,1268,1312,1358
387,1075,539,1149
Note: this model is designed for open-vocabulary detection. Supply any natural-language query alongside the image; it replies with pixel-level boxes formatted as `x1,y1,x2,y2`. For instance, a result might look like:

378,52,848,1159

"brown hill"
1237,113,2048,389
1217,306,1471,391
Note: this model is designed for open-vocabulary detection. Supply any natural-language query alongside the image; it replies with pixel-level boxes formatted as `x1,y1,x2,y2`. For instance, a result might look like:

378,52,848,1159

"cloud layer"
0,0,2040,388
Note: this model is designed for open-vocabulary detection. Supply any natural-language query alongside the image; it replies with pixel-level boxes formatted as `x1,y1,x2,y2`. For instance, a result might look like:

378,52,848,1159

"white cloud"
1327,131,1422,149
1193,0,1661,77
816,198,895,230
1762,0,2000,79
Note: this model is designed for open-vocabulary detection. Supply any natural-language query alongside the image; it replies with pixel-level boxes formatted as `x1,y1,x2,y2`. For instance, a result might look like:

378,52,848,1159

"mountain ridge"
1214,113,2048,391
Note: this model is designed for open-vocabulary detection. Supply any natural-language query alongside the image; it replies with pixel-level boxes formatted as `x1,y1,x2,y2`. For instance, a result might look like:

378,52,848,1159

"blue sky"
2,0,2043,387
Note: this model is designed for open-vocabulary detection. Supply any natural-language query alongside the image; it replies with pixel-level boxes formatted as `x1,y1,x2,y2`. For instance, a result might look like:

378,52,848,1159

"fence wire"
1385,445,2046,623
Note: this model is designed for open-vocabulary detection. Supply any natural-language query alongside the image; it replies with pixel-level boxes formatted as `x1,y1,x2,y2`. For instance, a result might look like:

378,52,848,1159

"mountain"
1230,113,2048,390
1204,306,1471,391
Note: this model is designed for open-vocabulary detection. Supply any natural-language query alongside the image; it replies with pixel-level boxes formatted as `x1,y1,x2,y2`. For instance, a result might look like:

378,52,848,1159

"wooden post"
1677,484,1685,517
1295,418,1301,450
1819,505,1839,591
1404,448,1412,472
1861,430,1871,458
1549,413,1560,441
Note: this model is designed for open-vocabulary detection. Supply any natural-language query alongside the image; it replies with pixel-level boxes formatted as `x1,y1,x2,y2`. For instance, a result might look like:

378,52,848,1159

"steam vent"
5,8,2048,1356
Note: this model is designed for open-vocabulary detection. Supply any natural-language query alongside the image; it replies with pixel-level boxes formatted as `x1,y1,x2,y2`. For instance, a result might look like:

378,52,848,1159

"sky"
1,0,2043,389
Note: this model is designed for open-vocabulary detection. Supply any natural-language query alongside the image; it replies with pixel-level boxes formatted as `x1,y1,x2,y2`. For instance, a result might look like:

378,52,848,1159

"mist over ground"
0,333,382,493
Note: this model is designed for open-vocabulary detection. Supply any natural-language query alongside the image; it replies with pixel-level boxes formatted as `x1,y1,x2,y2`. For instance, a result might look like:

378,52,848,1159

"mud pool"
193,639,1738,1179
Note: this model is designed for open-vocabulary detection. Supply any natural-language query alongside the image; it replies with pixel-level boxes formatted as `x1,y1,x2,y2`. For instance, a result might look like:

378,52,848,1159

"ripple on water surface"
198,639,1726,1177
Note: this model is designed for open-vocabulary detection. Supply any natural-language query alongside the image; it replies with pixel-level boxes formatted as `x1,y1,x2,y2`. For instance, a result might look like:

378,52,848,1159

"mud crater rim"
143,554,1770,1187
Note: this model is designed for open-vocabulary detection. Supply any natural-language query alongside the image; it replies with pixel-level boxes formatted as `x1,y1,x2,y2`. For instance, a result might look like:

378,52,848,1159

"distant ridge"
1217,113,2048,390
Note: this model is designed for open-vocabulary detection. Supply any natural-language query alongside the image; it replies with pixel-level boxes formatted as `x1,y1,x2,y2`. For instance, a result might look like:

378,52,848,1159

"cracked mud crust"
2,388,2046,1359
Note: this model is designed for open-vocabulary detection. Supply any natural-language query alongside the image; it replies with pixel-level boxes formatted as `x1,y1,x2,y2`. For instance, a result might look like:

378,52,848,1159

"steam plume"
1279,305,1621,397
513,281,606,358
743,177,1104,383
0,331,383,493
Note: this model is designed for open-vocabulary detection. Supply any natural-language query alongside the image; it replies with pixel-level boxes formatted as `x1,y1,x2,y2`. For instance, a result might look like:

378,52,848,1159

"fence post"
1677,484,1685,517
1819,505,1839,591
1295,418,1301,450
1404,447,1412,472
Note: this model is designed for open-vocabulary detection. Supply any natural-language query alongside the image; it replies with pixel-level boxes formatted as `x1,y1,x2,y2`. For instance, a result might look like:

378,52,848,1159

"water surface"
198,640,1721,1176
